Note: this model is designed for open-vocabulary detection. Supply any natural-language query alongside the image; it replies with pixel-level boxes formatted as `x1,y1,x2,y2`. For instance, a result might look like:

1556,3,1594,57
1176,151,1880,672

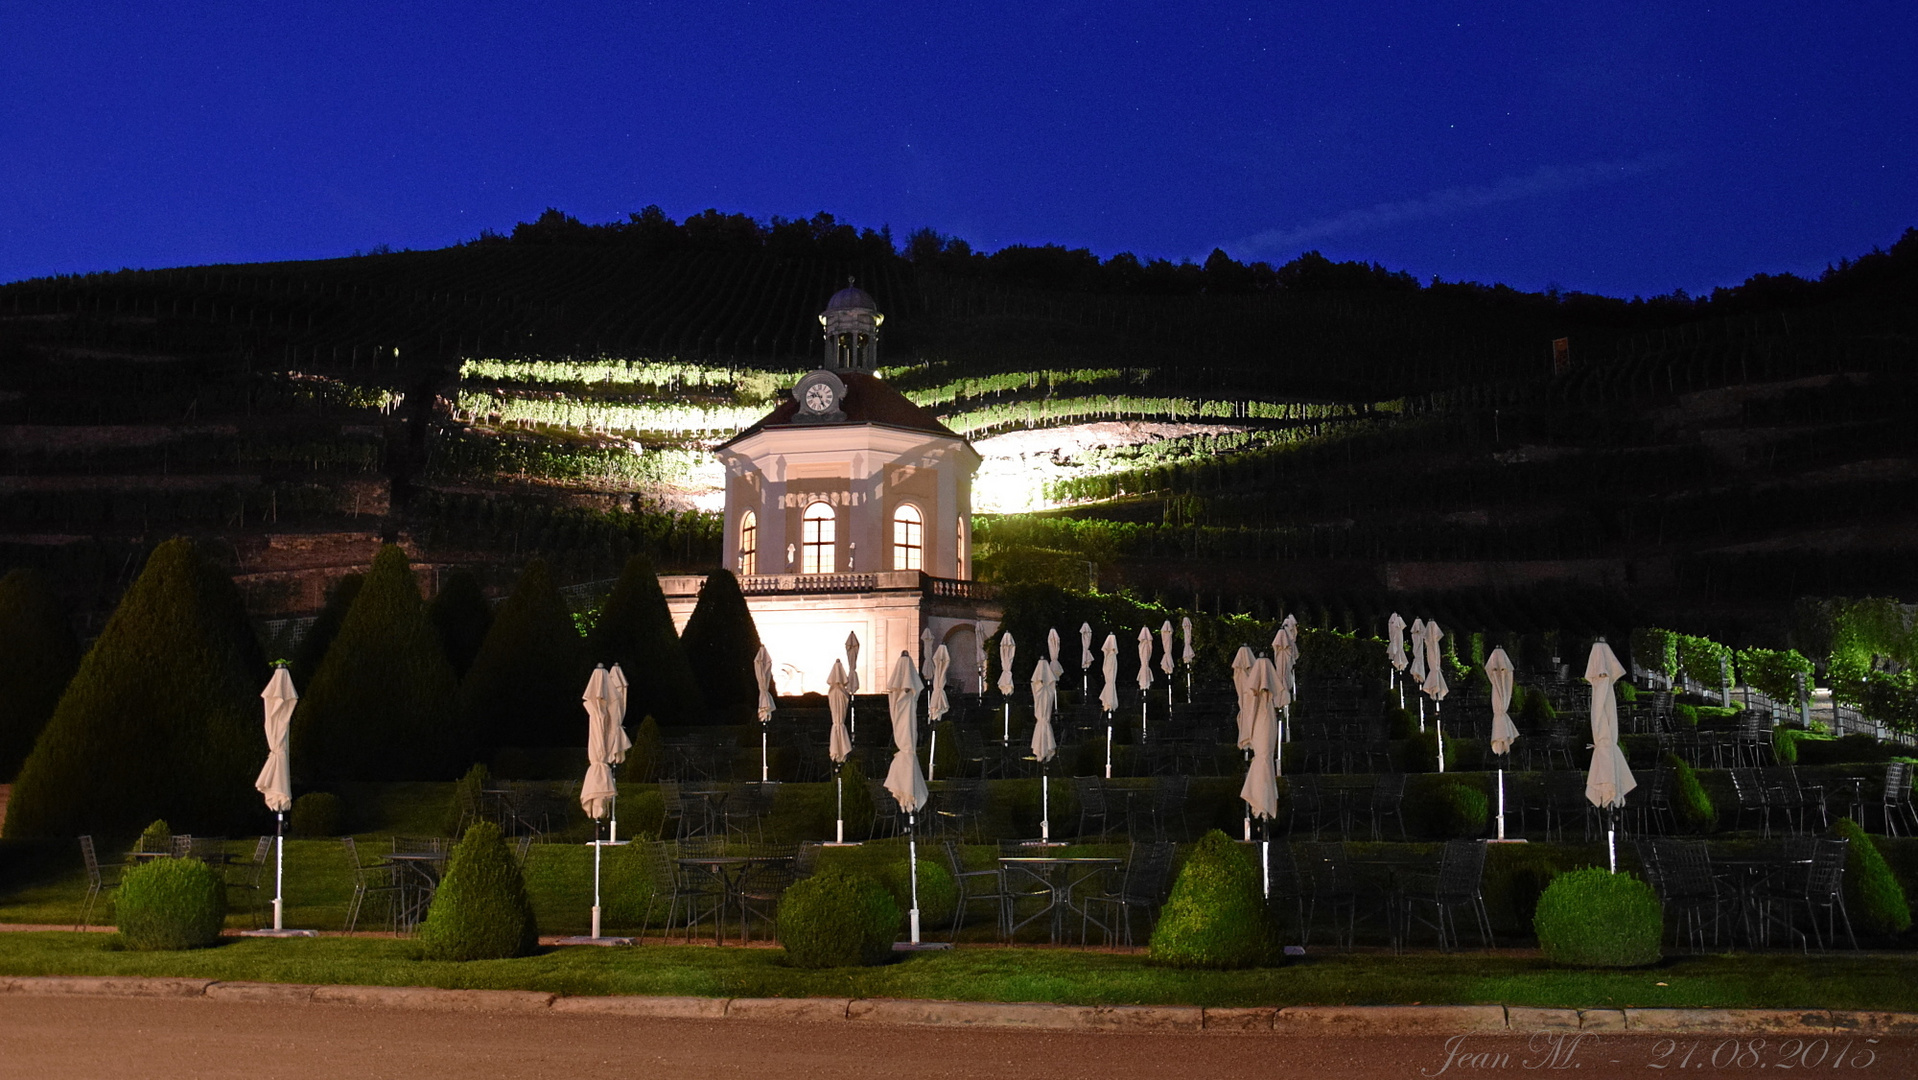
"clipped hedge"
777,866,900,967
116,856,227,950
418,822,540,961
1406,776,1489,838
880,853,956,930
1834,817,1911,937
1149,829,1279,968
458,558,589,753
0,568,82,782
1666,754,1718,833
1534,867,1662,967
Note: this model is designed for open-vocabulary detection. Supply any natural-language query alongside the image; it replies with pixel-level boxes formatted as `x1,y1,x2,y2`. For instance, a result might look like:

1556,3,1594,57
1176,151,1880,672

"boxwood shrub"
1666,754,1717,834
418,822,539,961
1406,776,1489,838
1148,829,1279,968
1534,867,1662,967
288,792,342,838
116,856,227,950
880,852,956,930
1834,816,1912,937
777,866,900,967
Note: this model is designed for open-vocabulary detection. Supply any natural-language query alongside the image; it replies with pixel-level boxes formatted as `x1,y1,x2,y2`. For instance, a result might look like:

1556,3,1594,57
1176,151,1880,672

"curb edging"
3,976,1916,1036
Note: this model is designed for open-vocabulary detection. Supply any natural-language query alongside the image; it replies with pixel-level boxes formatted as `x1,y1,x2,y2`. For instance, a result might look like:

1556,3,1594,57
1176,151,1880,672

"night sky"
4,2,1912,297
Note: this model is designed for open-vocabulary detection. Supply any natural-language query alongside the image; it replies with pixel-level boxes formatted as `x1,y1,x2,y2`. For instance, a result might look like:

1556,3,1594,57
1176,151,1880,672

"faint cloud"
1232,155,1678,257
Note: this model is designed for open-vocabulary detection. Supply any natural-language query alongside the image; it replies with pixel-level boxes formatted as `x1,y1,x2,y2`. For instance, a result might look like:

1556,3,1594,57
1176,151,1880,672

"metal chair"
340,837,402,933
942,839,1011,940
1646,839,1723,952
1401,839,1494,951
1729,769,1773,835
736,844,797,944
1883,762,1917,836
76,836,122,930
1369,773,1408,840
722,782,778,841
1760,838,1856,952
1081,841,1176,946
866,778,902,839
1286,775,1326,838
1294,841,1364,949
229,835,275,921
1149,775,1190,840
635,840,719,941
1073,776,1114,838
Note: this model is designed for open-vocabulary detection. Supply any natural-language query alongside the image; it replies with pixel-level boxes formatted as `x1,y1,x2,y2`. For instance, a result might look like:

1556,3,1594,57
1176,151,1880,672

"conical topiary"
289,573,362,693
4,538,265,839
458,559,589,754
428,569,493,680
586,554,706,726
291,545,461,782
678,568,763,725
0,568,81,781
618,716,664,783
418,821,539,960
1835,816,1911,937
1149,829,1280,968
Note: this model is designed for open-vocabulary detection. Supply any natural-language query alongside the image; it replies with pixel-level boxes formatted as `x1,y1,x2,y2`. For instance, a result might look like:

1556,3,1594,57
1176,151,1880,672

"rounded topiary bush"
136,818,173,854
1406,777,1488,838
288,792,342,837
880,852,955,929
1383,703,1415,740
1665,754,1717,833
777,866,901,967
1149,829,1279,969
1835,816,1911,937
116,856,227,950
418,822,539,961
1534,868,1662,967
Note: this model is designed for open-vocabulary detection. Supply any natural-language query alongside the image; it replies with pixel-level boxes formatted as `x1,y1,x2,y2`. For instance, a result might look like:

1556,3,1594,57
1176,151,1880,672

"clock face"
805,382,837,412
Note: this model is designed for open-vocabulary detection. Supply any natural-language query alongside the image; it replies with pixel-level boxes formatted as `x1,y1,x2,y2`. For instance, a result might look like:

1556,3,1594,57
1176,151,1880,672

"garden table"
1714,856,1812,947
383,852,446,932
998,856,1121,945
676,854,793,943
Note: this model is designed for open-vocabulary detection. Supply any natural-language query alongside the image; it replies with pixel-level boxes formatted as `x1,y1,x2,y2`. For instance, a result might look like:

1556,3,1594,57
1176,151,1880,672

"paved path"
3,995,1916,1080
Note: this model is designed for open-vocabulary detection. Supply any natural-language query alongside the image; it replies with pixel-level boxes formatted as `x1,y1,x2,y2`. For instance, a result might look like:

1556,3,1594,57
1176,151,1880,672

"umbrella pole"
1041,771,1050,842
761,727,769,783
1003,702,1009,743
273,811,284,932
591,818,603,940
835,769,845,844
1140,692,1148,743
1435,702,1445,773
907,812,921,944
1418,697,1426,732
1497,767,1507,841
1606,808,1617,874
1261,822,1270,900
1104,717,1113,779
927,728,937,783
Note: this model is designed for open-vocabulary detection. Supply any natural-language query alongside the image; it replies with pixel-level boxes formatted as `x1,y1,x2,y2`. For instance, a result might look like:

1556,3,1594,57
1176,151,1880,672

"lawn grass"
0,932,1914,1011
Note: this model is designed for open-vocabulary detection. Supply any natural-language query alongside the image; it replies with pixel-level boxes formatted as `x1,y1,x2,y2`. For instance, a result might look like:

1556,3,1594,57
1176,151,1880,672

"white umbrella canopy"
928,644,951,723
1231,645,1257,749
1420,621,1449,701
997,632,1017,696
1079,622,1094,670
1047,627,1063,677
1270,633,1297,713
974,626,988,691
255,667,296,814
754,646,775,724
580,667,625,820
1136,627,1154,691
1387,613,1408,672
1159,621,1175,676
1181,617,1195,665
1240,657,1281,821
1584,641,1636,808
884,653,929,814
920,628,936,681
1030,660,1058,764
1487,648,1519,756
605,664,630,748
1408,618,1428,684
845,632,861,696
1280,615,1299,699
827,660,853,763
1099,634,1120,712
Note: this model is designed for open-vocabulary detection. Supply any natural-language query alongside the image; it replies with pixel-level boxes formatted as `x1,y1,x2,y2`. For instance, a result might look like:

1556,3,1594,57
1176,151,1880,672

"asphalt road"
2,996,1915,1080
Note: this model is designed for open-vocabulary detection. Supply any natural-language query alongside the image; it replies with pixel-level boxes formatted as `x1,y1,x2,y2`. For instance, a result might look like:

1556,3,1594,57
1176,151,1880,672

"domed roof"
825,279,876,312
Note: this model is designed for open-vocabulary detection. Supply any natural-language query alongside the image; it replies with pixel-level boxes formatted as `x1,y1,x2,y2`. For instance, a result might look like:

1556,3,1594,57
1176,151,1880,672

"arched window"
737,510,757,576
802,502,836,574
892,503,923,571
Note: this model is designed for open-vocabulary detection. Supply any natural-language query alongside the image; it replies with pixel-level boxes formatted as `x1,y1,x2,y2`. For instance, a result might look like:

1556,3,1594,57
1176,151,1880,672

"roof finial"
847,275,855,288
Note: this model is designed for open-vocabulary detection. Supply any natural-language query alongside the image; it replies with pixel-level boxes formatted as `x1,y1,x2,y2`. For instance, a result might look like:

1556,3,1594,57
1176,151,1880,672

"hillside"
1,211,1913,644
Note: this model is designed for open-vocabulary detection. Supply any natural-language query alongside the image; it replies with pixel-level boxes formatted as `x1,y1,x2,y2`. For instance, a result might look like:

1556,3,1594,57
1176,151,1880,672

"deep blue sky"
4,2,1913,297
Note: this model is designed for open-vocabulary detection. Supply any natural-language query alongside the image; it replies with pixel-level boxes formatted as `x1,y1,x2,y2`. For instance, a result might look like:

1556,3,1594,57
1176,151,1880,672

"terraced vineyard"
0,217,1912,641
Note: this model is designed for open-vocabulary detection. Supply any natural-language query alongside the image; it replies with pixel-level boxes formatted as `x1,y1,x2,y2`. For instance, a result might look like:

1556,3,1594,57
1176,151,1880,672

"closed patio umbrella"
1159,620,1175,706
1240,657,1281,890
1180,616,1195,701
1136,627,1154,741
754,645,775,781
249,665,305,935
1486,648,1519,841
605,663,630,838
885,652,929,941
1421,621,1449,771
920,627,936,682
1099,633,1119,778
1079,622,1094,697
1231,645,1257,750
1387,612,1409,706
1047,627,1063,678
1030,659,1058,841
997,631,1017,741
1272,622,1298,748
828,659,853,844
1408,617,1428,727
927,644,950,781
845,631,861,740
1584,640,1636,872
578,664,633,941
974,624,988,699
